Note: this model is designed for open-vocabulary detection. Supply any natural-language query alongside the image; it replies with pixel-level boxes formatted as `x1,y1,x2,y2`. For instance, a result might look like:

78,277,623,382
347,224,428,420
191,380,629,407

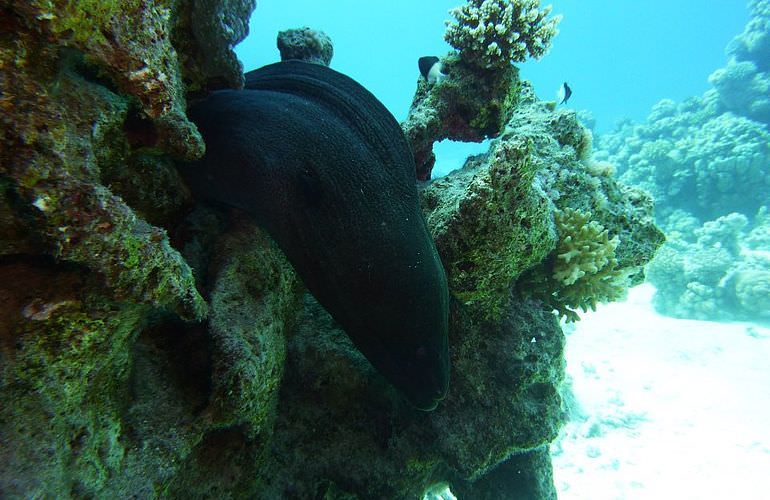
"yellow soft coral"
518,208,631,321
553,209,619,286
552,208,630,319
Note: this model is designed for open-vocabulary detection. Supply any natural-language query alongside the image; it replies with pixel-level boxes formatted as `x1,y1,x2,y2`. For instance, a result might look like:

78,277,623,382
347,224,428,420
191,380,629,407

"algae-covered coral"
420,82,662,323
0,0,664,497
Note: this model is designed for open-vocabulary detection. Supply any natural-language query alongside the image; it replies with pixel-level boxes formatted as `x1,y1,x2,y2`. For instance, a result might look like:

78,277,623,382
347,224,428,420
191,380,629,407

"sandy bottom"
551,284,770,499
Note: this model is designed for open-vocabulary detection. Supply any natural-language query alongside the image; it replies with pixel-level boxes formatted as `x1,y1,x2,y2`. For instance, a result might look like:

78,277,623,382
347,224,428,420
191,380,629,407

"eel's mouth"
415,391,447,412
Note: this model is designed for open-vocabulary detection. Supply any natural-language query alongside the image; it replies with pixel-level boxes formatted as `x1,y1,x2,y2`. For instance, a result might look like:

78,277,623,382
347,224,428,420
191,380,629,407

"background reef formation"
0,0,661,498
594,0,770,322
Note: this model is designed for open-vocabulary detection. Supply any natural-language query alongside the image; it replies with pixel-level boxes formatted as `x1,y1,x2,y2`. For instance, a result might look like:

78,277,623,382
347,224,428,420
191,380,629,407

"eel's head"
377,328,449,411
340,263,450,411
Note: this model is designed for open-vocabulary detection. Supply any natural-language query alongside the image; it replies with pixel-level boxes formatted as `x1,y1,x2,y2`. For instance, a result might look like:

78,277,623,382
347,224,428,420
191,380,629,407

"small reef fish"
418,56,447,84
557,81,572,104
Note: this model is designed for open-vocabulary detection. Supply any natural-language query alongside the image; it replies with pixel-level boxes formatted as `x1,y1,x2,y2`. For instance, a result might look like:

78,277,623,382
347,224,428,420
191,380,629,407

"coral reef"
646,210,770,321
709,0,770,124
597,1,770,223
596,95,770,222
277,26,334,66
0,0,663,498
594,2,770,322
445,0,561,70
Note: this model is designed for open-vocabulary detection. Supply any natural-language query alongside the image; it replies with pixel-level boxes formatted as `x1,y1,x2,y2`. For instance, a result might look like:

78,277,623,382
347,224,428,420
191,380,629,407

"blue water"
236,0,748,131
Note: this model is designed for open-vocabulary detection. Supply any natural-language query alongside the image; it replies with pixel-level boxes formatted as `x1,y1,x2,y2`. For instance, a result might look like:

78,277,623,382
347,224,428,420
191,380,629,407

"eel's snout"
371,318,449,411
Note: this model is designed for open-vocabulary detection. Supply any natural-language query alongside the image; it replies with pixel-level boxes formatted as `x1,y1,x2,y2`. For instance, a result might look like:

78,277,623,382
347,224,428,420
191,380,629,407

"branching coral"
552,209,621,287
519,208,631,322
445,0,561,69
550,209,629,320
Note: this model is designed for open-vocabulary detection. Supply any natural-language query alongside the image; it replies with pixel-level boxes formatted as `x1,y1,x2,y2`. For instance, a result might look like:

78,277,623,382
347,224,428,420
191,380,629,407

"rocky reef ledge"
0,1,662,498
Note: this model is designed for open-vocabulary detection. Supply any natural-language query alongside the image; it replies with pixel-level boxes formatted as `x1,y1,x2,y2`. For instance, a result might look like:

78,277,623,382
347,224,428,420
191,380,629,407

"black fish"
182,61,450,410
557,81,572,104
418,56,446,84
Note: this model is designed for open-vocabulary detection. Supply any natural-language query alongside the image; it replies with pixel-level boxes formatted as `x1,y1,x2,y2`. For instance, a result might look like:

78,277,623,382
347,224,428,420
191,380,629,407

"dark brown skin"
182,61,449,410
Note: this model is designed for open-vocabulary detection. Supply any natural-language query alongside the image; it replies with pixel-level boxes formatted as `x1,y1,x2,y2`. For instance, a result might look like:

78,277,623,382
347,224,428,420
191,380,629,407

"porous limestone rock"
277,26,334,66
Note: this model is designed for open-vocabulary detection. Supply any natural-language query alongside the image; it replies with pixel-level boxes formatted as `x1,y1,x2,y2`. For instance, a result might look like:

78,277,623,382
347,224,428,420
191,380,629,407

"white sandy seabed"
550,283,770,500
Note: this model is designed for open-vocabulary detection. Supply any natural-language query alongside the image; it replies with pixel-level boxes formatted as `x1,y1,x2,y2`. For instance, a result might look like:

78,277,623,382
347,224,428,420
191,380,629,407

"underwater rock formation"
417,83,662,322
277,26,334,66
0,1,663,498
403,54,520,180
403,0,560,180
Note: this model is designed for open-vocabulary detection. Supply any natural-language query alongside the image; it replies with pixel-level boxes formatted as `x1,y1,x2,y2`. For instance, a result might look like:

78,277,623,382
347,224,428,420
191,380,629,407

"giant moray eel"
182,61,449,410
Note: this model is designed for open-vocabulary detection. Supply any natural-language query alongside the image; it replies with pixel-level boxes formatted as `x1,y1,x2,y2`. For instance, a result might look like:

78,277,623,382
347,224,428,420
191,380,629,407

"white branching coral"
444,0,561,69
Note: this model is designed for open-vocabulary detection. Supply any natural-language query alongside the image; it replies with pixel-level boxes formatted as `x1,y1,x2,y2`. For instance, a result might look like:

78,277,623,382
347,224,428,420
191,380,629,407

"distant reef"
0,0,662,498
595,0,770,323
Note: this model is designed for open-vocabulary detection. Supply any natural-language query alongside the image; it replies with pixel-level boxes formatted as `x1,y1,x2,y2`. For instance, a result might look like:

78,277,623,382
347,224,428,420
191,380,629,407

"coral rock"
277,27,334,66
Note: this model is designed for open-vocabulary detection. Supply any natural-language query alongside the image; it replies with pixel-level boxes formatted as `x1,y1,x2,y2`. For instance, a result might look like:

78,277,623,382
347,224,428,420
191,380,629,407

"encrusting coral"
445,0,561,69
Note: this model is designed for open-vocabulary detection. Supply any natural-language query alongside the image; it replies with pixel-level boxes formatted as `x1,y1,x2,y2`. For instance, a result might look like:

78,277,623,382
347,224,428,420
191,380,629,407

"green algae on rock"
420,83,663,322
0,10,208,320
403,54,521,180
421,134,555,320
204,218,302,437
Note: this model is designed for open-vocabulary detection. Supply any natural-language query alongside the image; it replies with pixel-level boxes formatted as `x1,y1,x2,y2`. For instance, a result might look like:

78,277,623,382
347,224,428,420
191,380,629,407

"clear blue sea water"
235,0,748,131
235,1,749,176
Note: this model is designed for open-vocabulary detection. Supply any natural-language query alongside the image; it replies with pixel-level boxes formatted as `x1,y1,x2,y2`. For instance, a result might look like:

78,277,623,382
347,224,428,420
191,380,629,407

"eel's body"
182,61,449,410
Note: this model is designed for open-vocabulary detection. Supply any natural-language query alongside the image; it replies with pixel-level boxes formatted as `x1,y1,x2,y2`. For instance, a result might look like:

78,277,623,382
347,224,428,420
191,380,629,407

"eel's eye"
416,346,427,358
